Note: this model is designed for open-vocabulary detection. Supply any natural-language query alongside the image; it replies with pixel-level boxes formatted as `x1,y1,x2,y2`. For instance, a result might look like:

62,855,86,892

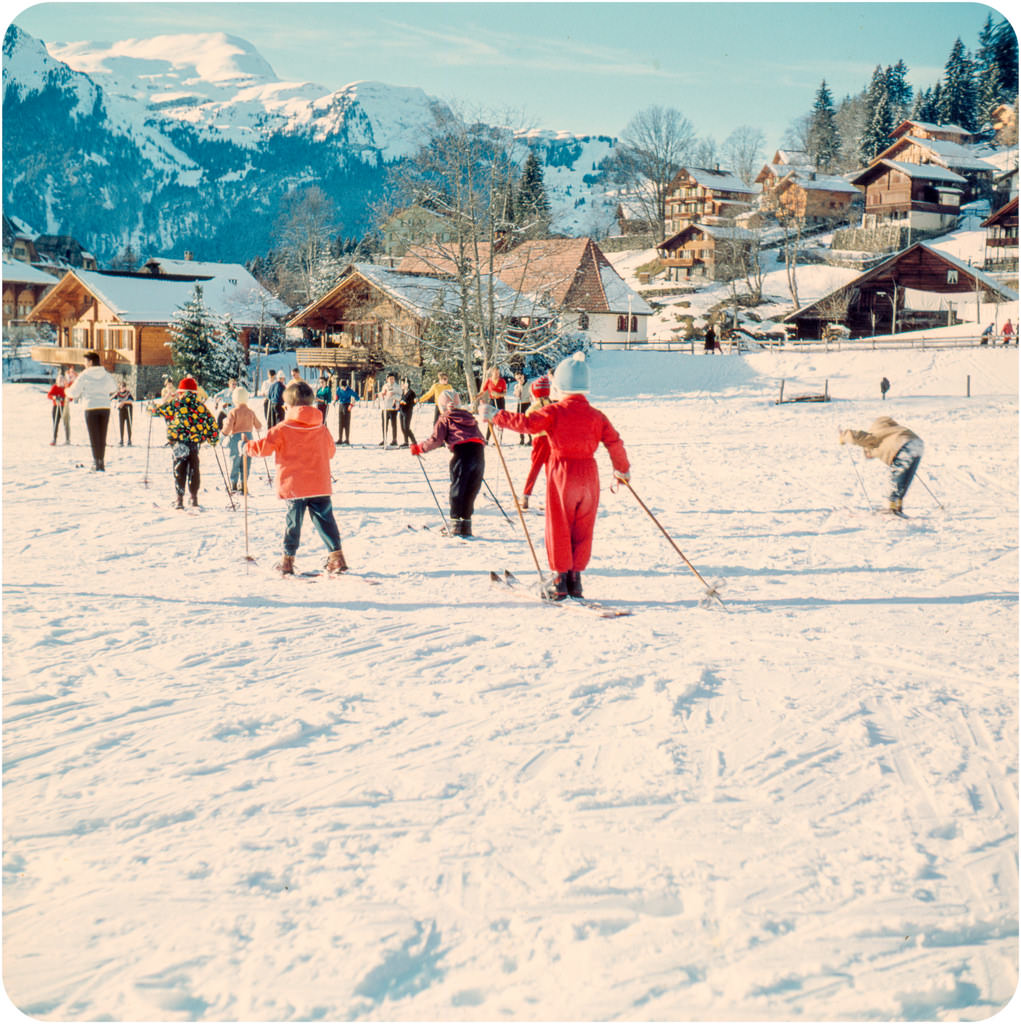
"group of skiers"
47,349,927,599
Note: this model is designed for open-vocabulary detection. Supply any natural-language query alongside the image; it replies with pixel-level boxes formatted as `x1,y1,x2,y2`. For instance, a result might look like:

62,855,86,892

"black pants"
118,405,133,443
382,409,398,444
484,397,505,442
172,440,201,499
50,404,65,443
283,496,342,556
449,442,485,519
338,404,352,443
84,408,110,468
399,408,416,444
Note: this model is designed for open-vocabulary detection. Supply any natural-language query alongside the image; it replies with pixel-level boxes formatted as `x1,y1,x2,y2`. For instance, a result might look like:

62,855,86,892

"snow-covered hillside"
3,347,1017,1020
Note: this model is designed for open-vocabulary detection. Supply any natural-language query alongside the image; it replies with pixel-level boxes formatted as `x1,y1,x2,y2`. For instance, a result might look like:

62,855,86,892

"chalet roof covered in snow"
2,257,60,285
775,170,860,194
897,136,997,174
140,256,289,320
681,167,757,195
851,160,969,187
29,267,287,326
891,119,971,139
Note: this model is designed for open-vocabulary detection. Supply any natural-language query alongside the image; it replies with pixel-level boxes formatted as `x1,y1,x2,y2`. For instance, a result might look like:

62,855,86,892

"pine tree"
207,314,247,391
938,38,977,130
807,80,840,171
991,18,1018,102
859,66,893,165
169,285,221,386
885,61,913,122
976,61,1003,129
515,150,552,238
910,86,932,121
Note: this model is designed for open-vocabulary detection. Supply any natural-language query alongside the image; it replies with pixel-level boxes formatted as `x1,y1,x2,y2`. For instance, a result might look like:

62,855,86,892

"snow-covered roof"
683,167,757,195
778,171,860,194
139,258,289,320
45,268,287,325
893,119,971,138
2,257,60,285
902,136,996,173
853,160,968,186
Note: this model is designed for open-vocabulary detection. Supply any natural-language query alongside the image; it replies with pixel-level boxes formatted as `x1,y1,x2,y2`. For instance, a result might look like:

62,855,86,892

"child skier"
112,377,134,445
46,373,70,445
484,352,630,600
410,389,485,537
520,375,552,510
840,416,924,514
221,385,262,493
150,376,220,508
246,379,348,575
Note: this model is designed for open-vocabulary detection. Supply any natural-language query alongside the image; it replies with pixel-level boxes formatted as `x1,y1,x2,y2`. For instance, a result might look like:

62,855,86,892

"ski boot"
566,571,583,599
276,554,295,575
325,548,348,574
543,573,569,602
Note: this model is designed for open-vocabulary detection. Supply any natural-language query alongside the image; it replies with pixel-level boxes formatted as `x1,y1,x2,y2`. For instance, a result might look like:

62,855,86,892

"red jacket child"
491,352,629,600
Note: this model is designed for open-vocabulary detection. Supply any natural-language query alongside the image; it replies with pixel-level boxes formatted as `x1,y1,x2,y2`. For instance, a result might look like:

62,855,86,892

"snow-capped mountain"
2,25,619,265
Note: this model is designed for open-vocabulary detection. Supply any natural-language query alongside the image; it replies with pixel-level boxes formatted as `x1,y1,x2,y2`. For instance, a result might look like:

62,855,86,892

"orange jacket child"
246,384,348,575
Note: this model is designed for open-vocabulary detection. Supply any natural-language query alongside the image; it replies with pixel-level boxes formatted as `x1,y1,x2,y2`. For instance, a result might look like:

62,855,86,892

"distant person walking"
704,323,716,353
334,379,358,444
67,351,117,471
266,371,285,428
113,377,134,445
1002,319,1014,346
379,373,400,447
46,372,70,445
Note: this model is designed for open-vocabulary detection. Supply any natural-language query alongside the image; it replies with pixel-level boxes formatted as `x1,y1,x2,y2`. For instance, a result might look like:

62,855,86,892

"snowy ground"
3,347,1018,1021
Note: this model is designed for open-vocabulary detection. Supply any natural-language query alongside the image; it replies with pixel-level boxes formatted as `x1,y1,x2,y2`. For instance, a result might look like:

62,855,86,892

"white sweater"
68,366,116,409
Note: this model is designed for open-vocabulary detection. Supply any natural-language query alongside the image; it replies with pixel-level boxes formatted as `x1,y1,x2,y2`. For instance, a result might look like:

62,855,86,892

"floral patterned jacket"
151,391,220,444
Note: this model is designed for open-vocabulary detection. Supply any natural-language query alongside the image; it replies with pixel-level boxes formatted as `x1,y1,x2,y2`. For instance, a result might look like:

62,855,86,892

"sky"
6,1,1013,149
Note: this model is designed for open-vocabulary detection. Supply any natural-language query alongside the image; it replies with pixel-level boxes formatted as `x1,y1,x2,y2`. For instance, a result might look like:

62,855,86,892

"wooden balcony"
29,345,132,368
294,344,380,370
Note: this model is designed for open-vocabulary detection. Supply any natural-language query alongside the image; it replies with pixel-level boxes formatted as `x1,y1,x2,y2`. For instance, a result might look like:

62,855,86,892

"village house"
754,149,814,197
992,165,1019,207
888,119,974,145
378,206,455,264
849,159,968,234
662,167,758,235
982,196,1018,273
26,258,288,395
2,257,58,329
765,170,860,225
784,241,1017,339
871,133,996,203
656,223,757,283
397,236,652,346
2,215,98,274
287,263,548,385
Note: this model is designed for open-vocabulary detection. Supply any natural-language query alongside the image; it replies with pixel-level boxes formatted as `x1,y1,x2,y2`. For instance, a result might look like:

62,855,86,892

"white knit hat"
232,385,250,406
552,351,589,395
438,389,461,411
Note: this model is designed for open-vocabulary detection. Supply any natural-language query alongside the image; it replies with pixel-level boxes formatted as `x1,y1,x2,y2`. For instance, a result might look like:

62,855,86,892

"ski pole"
622,479,725,609
243,444,255,565
918,473,945,510
253,427,273,483
212,442,236,510
143,399,154,488
845,446,871,509
485,409,545,588
415,454,450,534
482,478,513,525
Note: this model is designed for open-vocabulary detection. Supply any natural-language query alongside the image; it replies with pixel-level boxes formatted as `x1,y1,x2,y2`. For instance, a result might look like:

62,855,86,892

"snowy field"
3,347,1018,1021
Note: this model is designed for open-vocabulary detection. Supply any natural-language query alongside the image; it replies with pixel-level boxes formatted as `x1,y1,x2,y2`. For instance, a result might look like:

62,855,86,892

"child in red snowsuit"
521,375,552,510
488,352,630,600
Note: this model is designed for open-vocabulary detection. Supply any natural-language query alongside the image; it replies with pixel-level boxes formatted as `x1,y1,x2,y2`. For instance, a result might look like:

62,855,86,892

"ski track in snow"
3,349,1018,1021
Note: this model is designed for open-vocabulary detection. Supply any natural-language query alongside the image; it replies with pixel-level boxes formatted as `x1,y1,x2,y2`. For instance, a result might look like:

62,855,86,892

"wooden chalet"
784,242,1018,339
663,167,757,235
2,257,58,329
394,237,652,345
2,216,98,275
889,120,973,145
287,263,546,382
850,159,967,233
982,196,1018,273
872,134,995,202
993,166,1019,208
379,206,454,262
768,170,859,224
656,223,757,283
755,150,814,195
492,237,652,344
26,261,288,395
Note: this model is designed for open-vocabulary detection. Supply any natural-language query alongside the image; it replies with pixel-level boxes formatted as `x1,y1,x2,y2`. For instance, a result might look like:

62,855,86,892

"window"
617,315,627,332
578,312,589,330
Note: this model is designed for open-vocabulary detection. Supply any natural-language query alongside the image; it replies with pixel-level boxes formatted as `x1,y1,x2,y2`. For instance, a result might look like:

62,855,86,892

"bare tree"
609,106,697,239
274,186,339,307
722,125,766,185
690,136,720,169
776,207,806,308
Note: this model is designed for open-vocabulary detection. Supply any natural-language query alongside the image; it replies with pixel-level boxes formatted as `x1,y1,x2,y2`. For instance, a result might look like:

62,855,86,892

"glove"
479,403,496,422
410,443,423,457
614,469,631,483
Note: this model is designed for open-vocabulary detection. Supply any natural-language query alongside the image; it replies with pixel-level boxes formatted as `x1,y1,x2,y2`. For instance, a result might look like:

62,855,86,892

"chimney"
184,250,194,261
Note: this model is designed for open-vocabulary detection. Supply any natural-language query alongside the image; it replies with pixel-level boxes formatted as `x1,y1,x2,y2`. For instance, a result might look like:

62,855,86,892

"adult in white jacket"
68,351,117,471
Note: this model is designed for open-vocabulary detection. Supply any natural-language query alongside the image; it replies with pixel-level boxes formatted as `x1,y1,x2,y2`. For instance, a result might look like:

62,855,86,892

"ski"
285,569,383,586
493,569,632,617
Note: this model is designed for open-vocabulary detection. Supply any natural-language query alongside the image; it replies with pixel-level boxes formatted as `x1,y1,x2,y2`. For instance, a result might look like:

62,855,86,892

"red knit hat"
177,377,198,392
530,375,550,398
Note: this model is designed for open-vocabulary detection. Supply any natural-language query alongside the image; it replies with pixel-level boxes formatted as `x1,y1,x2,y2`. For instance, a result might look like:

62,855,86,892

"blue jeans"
227,431,251,488
890,438,923,504
283,496,342,556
